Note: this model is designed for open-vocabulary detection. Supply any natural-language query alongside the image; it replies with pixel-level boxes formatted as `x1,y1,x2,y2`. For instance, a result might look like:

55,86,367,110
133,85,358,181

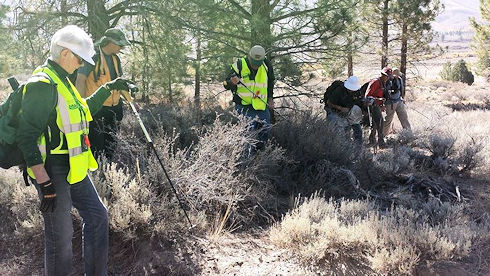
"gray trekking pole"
123,85,194,228
405,102,431,120
367,105,372,128
365,97,378,154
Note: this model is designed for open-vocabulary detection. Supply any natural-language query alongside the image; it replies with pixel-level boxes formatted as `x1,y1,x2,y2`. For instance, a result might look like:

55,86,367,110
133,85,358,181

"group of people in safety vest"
13,22,412,275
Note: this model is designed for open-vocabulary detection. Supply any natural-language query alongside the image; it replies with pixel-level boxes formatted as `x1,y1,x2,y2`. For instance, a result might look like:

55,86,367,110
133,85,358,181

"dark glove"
104,77,133,91
39,179,56,212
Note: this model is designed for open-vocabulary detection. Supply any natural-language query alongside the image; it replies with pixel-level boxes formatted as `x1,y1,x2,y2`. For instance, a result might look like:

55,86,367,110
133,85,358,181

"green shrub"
440,62,452,81
440,60,475,85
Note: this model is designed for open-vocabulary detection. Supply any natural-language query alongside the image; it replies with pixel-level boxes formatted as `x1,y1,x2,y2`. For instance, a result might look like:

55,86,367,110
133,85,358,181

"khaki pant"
383,101,411,136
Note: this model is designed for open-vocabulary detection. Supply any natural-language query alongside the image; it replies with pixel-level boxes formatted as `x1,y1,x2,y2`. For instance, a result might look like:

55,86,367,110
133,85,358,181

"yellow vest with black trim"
85,48,121,106
231,57,268,111
27,65,98,184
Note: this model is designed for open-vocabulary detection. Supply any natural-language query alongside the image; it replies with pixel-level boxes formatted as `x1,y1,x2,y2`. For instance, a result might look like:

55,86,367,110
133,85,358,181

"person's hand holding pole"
230,74,240,85
104,77,134,92
103,77,138,102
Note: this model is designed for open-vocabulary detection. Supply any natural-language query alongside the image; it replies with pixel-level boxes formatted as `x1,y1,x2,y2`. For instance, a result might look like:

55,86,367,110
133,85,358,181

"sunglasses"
71,51,84,65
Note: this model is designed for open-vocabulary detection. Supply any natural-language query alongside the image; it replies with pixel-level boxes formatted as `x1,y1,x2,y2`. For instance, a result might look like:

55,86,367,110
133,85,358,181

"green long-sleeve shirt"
16,59,112,167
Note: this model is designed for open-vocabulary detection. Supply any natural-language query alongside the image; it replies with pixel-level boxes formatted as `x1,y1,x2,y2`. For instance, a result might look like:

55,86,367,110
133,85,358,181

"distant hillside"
433,0,481,32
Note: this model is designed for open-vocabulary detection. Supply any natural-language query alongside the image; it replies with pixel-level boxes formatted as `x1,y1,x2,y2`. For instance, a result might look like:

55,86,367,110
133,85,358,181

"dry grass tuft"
270,193,488,275
0,169,43,238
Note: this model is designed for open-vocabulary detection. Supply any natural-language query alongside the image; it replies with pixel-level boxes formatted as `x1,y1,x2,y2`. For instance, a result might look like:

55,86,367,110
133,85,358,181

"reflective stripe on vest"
85,47,121,106
27,65,98,184
231,58,268,111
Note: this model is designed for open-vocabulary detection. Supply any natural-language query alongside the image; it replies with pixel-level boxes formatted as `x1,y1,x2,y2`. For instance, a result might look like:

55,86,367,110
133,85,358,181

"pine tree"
470,0,490,78
392,0,441,83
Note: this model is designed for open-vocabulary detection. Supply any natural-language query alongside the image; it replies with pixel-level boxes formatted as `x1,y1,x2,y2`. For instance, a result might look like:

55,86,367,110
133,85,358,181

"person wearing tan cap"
76,28,131,160
223,45,275,155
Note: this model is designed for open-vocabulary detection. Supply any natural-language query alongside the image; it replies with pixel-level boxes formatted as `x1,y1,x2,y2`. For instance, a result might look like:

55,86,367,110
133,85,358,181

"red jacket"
365,78,385,106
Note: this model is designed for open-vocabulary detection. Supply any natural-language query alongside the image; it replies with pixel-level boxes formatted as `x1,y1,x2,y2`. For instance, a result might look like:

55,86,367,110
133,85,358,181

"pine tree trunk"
86,0,110,40
194,33,201,112
142,19,149,103
400,22,408,86
381,0,389,68
347,31,353,76
60,0,68,25
347,54,353,77
251,0,272,50
168,74,173,103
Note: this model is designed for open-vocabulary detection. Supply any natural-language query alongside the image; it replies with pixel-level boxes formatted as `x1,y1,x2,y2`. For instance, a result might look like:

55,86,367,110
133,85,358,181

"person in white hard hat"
326,75,364,146
15,25,133,276
223,45,275,155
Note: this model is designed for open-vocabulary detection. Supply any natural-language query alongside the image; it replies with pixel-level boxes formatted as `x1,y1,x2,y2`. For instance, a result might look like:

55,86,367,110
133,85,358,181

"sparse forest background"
0,0,489,275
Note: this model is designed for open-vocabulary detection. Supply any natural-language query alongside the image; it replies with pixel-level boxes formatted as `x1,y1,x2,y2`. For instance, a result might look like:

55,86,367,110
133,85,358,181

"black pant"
89,104,122,160
368,104,385,145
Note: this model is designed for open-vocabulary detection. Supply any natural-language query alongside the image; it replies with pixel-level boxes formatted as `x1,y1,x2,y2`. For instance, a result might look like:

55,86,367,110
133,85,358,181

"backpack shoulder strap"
262,61,269,73
27,72,56,87
237,58,242,76
29,71,57,178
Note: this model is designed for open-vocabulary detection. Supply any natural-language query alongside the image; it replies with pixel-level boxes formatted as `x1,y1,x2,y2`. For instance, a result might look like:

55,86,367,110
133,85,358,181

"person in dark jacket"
326,76,364,145
383,68,411,136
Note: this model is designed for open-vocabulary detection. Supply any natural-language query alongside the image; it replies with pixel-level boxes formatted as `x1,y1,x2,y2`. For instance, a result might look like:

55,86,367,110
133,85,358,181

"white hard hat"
51,25,96,65
344,76,361,91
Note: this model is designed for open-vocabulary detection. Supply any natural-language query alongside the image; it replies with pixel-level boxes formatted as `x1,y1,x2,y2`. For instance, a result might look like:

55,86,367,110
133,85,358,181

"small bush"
425,133,456,160
440,60,475,85
92,163,155,240
374,145,414,174
440,62,453,81
270,194,486,275
0,169,43,241
455,138,485,174
271,111,361,196
417,132,485,176
109,112,288,235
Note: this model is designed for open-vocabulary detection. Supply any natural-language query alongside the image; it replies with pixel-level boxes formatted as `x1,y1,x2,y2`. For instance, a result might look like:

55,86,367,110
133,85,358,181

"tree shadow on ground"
70,218,203,275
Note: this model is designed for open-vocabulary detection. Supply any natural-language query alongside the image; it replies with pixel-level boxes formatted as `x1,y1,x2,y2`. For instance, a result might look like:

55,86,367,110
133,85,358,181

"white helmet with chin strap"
51,25,96,65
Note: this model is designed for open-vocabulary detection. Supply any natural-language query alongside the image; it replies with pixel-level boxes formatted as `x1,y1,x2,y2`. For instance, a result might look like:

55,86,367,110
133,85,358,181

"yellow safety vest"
232,58,268,111
85,48,121,106
27,65,98,184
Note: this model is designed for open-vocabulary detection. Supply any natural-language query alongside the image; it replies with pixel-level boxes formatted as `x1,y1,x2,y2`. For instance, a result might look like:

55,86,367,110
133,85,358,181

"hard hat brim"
57,41,95,65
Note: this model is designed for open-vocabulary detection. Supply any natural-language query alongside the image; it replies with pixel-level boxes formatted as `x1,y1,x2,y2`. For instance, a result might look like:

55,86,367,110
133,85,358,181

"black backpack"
384,77,401,99
0,73,56,169
321,80,343,104
359,81,370,95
